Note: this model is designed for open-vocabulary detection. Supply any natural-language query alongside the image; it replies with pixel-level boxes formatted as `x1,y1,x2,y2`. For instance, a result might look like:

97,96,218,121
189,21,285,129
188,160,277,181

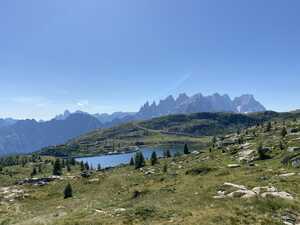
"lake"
76,145,185,169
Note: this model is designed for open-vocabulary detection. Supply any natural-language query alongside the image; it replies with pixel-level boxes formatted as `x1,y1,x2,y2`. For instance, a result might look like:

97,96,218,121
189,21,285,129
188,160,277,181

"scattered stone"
252,186,277,194
223,183,247,190
191,151,200,155
238,149,255,162
282,211,300,225
227,189,256,199
261,192,294,200
0,186,27,202
88,178,100,183
279,173,296,177
16,176,62,186
227,164,241,168
288,147,300,153
80,171,93,178
291,158,300,168
214,183,294,200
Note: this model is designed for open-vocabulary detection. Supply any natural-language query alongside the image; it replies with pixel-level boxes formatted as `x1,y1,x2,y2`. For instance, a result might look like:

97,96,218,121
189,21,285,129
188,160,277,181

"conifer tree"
163,163,168,173
80,161,85,171
257,143,269,160
31,167,37,177
97,164,101,171
134,152,145,169
67,164,71,172
281,127,287,138
129,157,135,166
84,162,90,171
265,122,272,132
38,164,42,173
64,183,73,199
184,144,190,154
164,150,171,158
150,151,158,165
53,158,62,176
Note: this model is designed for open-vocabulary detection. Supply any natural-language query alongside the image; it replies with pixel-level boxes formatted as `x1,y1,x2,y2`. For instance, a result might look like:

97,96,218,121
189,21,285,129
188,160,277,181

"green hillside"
1,112,300,224
40,112,279,157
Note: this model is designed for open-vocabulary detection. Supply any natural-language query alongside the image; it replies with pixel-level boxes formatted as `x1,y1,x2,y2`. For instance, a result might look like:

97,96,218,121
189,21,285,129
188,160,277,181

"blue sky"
0,0,300,119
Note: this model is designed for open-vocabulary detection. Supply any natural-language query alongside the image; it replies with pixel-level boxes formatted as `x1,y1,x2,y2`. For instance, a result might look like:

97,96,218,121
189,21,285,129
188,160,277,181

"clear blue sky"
1,0,300,119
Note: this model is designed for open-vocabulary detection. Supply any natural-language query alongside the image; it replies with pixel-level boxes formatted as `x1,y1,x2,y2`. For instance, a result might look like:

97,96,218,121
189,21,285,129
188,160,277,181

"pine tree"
279,141,285,150
38,164,42,173
53,159,62,176
281,127,287,138
163,150,171,158
67,164,71,172
134,152,145,169
184,144,190,154
31,167,37,177
97,164,101,171
80,161,85,171
62,159,65,168
129,157,135,166
70,158,76,166
64,183,73,199
84,162,90,171
257,143,268,160
163,163,168,173
265,122,272,132
150,151,158,166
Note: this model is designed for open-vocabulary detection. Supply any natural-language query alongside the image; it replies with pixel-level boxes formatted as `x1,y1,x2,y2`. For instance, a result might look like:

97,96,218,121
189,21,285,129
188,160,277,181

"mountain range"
136,93,266,119
0,93,266,155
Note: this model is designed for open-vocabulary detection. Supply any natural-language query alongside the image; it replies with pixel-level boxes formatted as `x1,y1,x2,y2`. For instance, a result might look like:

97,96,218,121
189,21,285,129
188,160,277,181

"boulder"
279,173,296,177
227,164,241,168
288,147,300,153
261,191,294,200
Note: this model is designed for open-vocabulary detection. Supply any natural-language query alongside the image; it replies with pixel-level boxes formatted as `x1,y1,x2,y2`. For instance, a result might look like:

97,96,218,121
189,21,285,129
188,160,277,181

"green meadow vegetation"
1,111,300,225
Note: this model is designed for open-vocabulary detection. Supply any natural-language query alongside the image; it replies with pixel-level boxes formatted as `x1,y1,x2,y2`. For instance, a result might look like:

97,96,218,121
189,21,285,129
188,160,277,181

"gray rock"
288,147,300,153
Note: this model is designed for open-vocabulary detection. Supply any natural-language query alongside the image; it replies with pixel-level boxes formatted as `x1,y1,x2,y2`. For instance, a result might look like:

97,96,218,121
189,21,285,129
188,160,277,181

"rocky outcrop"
136,93,266,119
214,183,294,200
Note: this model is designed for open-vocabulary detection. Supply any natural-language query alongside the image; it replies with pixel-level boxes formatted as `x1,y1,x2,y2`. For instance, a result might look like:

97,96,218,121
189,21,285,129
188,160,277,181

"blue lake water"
76,145,185,169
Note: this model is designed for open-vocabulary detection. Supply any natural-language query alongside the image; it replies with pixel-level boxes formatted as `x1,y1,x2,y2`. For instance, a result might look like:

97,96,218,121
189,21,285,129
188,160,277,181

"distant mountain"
233,94,266,113
0,113,102,155
54,110,134,124
54,110,72,120
93,112,135,123
135,93,266,119
0,118,17,128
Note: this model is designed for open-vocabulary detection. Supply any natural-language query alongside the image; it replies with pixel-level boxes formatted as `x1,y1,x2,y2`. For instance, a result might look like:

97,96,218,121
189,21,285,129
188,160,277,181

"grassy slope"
1,114,300,224
39,112,277,157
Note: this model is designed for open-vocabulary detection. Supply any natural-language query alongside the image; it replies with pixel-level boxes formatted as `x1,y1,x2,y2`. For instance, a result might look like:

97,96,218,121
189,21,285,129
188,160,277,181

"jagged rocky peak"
176,93,189,104
54,110,71,120
138,92,266,118
233,94,266,113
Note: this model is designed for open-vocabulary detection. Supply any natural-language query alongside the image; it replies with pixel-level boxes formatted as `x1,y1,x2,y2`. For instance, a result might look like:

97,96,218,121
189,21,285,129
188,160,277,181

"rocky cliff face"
136,93,266,119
